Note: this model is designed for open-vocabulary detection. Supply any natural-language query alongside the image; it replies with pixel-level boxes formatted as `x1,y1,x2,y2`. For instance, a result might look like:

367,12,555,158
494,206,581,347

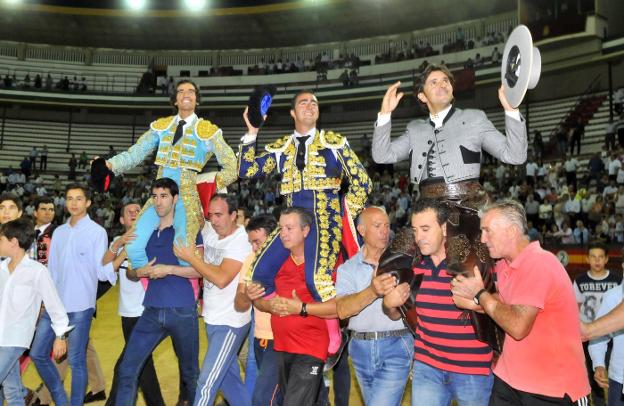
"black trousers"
278,352,325,406
105,316,166,406
489,376,588,406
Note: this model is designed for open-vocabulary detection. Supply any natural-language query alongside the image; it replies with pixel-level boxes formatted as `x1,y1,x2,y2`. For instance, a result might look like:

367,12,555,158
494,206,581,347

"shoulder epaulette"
320,130,346,149
196,119,220,140
150,116,175,132
265,135,293,153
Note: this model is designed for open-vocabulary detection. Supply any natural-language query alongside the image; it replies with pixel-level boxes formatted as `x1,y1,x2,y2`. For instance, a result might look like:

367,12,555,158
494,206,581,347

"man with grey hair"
451,200,589,405
335,206,412,405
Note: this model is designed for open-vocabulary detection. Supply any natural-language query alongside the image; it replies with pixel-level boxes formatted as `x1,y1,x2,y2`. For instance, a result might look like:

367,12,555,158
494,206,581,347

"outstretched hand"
380,81,405,114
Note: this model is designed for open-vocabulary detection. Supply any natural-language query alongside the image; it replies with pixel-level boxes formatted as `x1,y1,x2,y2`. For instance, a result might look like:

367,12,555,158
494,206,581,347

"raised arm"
372,81,411,164
479,87,528,165
238,107,278,180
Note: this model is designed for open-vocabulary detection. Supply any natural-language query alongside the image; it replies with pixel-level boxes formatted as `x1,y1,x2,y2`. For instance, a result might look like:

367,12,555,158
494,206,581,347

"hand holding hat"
90,157,115,193
501,25,541,108
246,85,276,132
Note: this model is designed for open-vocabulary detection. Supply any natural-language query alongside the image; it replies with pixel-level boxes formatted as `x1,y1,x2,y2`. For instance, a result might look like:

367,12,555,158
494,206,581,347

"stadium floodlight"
126,0,146,11
3,0,21,5
184,0,206,11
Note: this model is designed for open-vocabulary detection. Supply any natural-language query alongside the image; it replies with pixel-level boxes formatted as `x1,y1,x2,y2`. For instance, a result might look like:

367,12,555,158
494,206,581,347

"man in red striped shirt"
384,198,493,406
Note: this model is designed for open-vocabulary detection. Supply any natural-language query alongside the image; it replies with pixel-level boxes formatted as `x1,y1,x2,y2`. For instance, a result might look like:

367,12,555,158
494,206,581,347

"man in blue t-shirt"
114,177,203,405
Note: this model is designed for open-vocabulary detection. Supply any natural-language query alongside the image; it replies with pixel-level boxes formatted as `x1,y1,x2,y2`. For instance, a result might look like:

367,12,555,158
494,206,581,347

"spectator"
608,153,622,182
68,153,78,180
552,220,575,245
78,151,88,169
19,156,32,179
525,193,540,225
564,192,581,224
349,69,359,86
532,130,544,164
557,125,569,158
573,220,590,245
588,153,605,180
40,145,48,172
525,157,539,186
605,119,618,151
574,241,621,406
491,47,501,64
570,116,585,156
29,146,38,171
565,155,580,189
45,74,53,90
3,74,13,88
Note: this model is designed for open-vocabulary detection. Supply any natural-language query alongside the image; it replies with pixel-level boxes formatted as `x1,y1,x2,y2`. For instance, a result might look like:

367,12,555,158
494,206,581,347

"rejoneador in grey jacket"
372,65,528,185
372,106,528,184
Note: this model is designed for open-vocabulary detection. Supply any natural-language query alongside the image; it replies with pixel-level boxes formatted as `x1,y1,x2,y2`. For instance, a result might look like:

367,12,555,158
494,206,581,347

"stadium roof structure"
0,0,515,50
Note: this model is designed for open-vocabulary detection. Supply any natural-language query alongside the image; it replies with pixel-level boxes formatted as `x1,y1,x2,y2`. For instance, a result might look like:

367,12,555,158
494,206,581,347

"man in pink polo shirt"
451,200,589,405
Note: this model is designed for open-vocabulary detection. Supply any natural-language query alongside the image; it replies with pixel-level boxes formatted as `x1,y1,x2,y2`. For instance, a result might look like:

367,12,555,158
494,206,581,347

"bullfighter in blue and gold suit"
106,80,237,268
239,90,371,302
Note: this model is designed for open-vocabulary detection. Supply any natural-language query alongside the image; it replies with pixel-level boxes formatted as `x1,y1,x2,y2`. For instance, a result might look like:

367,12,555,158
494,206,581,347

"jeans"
349,334,413,406
194,323,250,406
31,308,95,406
253,338,281,406
115,306,199,406
411,360,494,406
608,379,624,406
0,346,27,406
105,316,166,406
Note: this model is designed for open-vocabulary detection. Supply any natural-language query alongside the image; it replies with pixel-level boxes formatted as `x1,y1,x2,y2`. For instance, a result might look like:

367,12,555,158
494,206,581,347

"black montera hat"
247,85,276,128
90,157,114,193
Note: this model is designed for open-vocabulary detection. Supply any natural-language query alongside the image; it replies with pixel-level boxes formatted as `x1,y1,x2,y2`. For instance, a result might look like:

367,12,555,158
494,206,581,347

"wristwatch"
299,303,308,318
473,289,488,305
56,325,75,341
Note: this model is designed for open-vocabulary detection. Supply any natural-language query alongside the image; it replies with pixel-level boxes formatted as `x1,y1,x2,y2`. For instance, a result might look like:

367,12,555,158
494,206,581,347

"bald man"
335,206,412,405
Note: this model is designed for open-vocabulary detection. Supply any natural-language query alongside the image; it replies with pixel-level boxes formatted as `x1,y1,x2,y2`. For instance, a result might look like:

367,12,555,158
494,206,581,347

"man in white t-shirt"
101,202,165,406
608,154,622,182
175,194,252,406
525,158,539,186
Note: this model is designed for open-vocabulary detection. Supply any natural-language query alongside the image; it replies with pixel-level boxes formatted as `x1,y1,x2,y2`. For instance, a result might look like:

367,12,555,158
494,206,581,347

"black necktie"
296,136,310,171
172,120,186,145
